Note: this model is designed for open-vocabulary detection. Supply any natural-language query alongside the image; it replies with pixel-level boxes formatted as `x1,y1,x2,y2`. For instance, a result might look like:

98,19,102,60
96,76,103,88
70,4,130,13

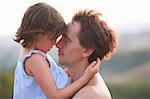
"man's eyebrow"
63,33,71,40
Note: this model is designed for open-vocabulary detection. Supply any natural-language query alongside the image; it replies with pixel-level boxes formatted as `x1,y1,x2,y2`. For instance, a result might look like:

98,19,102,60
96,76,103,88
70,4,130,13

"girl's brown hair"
13,2,66,48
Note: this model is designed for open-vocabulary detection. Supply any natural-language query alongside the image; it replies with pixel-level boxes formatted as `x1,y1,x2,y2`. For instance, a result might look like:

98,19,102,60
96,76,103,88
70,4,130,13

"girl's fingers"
89,61,96,68
96,58,100,65
93,58,101,71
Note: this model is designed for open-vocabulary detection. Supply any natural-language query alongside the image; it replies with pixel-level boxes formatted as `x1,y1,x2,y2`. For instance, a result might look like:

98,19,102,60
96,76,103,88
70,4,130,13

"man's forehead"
67,21,78,27
67,21,81,34
66,22,73,30
66,21,74,26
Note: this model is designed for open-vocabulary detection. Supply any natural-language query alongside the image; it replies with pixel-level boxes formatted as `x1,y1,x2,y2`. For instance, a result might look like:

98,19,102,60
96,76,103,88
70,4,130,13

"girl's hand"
82,58,100,81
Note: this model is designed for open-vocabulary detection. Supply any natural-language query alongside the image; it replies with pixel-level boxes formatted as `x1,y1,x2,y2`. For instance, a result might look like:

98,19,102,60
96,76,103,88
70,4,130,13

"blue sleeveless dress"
13,49,71,99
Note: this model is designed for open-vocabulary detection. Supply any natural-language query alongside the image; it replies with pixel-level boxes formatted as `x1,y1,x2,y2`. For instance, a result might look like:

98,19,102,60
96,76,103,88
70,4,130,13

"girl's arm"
26,54,100,99
56,58,100,99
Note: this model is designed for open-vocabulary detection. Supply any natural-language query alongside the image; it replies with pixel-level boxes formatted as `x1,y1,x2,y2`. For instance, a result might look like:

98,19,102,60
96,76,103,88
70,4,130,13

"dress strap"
19,49,47,62
31,49,47,58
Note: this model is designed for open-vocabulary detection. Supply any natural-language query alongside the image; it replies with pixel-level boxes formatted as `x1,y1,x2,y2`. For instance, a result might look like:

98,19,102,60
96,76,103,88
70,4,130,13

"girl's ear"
82,48,94,58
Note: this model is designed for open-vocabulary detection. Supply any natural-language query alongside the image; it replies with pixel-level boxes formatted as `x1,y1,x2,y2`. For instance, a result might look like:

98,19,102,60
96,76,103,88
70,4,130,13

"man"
56,10,117,99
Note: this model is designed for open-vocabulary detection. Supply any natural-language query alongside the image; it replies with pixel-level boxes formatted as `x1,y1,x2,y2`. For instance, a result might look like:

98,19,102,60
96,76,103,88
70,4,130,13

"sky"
0,0,149,36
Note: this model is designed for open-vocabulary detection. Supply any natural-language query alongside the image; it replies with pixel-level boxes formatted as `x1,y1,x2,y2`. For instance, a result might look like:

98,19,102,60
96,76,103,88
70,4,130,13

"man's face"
56,21,85,66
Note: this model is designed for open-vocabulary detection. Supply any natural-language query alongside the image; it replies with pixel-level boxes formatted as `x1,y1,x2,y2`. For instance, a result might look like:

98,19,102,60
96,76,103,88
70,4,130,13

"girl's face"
35,35,56,53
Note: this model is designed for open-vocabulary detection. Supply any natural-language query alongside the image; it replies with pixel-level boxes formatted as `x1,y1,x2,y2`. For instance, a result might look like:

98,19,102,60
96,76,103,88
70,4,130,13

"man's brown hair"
13,2,66,48
73,10,117,63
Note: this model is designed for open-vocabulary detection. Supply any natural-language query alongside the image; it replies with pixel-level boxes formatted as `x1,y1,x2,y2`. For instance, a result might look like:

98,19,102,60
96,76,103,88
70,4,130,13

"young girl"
13,2,99,99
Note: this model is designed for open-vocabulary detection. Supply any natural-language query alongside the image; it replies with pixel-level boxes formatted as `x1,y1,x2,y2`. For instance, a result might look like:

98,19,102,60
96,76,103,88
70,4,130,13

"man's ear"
82,48,94,57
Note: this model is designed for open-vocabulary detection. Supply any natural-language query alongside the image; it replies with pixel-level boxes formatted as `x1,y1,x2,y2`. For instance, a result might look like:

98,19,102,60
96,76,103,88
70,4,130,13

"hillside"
109,62,149,83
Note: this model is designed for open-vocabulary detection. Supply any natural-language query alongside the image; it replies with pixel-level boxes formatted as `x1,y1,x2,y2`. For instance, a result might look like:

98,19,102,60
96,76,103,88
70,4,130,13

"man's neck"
67,60,89,82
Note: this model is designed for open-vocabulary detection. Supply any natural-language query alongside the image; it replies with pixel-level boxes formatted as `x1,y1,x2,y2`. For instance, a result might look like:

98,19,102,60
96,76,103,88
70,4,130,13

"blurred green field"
109,81,149,99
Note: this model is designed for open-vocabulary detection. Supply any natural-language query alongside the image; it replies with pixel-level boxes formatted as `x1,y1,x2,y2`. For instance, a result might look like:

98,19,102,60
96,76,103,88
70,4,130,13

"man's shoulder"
73,86,111,99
